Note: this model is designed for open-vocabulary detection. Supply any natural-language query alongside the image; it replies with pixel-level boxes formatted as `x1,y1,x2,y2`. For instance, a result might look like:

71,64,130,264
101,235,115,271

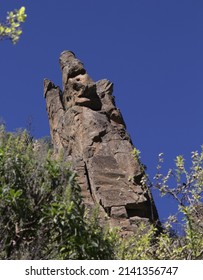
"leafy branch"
0,6,27,44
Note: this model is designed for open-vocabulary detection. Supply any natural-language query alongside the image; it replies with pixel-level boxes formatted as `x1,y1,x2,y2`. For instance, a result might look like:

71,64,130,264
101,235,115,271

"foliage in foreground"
0,126,202,259
0,6,26,44
0,127,115,259
117,148,203,260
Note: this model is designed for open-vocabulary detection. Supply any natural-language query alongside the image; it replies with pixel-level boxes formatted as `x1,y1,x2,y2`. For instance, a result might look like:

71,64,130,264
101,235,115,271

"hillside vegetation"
0,126,202,259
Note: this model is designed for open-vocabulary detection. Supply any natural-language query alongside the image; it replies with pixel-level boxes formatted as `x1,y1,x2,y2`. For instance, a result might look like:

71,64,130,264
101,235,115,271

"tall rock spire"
44,51,159,235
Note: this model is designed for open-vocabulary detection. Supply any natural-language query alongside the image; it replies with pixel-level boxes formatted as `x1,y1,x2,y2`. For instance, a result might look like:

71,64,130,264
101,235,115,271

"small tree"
153,150,203,259
115,148,203,260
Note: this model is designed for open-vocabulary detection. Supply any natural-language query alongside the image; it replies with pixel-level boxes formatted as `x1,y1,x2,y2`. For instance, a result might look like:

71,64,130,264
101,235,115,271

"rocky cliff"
44,51,159,235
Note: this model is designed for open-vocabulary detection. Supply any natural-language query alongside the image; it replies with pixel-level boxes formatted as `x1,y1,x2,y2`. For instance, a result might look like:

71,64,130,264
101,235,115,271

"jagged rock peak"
44,51,160,235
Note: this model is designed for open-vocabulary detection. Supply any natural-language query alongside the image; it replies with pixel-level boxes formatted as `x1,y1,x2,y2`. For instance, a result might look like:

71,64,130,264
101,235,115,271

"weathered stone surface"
191,204,203,234
111,206,128,219
44,50,160,233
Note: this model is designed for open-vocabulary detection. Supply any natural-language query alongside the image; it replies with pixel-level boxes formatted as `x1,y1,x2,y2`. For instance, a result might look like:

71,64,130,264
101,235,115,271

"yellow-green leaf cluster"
0,6,27,44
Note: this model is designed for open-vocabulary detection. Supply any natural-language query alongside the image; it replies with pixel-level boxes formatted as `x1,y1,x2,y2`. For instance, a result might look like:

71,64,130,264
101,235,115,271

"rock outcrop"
44,51,159,235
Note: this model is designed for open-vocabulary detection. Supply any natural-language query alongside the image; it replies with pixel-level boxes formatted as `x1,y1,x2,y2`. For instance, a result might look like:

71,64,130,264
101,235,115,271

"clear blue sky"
1,0,203,223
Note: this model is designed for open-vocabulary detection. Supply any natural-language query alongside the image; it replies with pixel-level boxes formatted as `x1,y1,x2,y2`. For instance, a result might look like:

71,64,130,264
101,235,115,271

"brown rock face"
44,51,159,234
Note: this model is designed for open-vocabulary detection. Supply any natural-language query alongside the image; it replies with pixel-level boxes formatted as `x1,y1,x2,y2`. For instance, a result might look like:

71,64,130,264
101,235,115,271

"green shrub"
114,149,203,260
0,128,115,259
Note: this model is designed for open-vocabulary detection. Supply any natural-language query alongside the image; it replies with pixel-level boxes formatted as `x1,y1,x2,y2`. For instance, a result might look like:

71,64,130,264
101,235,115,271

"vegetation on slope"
0,126,202,259
0,126,116,259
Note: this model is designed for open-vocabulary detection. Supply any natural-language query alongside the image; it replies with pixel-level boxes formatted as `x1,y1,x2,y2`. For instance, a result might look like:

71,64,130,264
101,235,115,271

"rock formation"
44,51,159,235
